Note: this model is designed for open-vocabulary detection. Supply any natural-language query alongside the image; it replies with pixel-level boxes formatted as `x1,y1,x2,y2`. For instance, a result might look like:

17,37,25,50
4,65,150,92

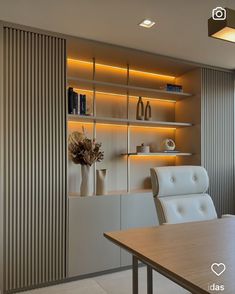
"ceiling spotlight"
208,7,235,43
139,19,155,28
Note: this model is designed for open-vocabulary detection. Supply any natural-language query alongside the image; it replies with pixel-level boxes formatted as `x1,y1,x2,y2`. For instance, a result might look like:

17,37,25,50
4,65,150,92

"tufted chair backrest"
150,166,218,225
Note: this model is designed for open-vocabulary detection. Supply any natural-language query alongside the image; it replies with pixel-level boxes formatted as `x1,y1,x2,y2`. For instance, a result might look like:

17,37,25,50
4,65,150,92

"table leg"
147,265,153,294
132,255,138,294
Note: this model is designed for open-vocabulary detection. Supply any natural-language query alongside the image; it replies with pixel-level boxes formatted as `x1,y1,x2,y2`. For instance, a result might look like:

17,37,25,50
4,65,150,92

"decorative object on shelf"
161,139,176,151
73,91,79,114
136,143,150,153
68,87,74,114
80,165,92,196
68,131,104,196
166,84,183,92
80,94,86,115
86,96,93,116
68,87,79,114
136,96,144,120
144,101,152,120
96,169,107,195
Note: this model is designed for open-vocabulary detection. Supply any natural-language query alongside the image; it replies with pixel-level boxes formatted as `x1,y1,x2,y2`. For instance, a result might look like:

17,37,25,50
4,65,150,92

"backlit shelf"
67,77,193,101
67,115,193,128
123,152,192,156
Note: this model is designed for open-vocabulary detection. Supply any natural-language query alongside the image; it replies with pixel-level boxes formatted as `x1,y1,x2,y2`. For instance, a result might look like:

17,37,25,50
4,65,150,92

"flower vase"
80,165,92,196
96,169,107,195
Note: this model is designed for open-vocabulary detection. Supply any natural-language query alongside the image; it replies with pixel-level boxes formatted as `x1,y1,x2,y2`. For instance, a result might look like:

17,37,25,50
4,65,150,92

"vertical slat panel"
4,26,10,292
58,38,62,279
41,34,46,284
19,29,24,288
8,27,13,291
16,28,21,290
54,37,59,280
62,39,67,279
201,68,235,216
3,27,66,292
0,22,5,294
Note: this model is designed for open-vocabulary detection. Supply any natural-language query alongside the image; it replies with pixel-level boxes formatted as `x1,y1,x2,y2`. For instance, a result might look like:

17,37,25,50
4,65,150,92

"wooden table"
104,218,235,294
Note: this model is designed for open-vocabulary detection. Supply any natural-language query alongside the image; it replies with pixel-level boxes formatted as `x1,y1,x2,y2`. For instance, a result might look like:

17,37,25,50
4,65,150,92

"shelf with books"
67,77,193,101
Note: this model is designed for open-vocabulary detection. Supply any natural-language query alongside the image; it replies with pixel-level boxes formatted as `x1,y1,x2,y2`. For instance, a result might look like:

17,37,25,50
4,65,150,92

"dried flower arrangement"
68,131,104,166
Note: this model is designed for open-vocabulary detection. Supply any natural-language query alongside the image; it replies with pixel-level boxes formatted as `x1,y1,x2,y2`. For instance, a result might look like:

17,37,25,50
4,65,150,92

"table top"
104,218,235,294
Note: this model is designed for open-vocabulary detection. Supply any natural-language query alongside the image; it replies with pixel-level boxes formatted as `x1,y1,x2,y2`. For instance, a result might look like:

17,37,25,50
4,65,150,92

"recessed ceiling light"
139,19,155,28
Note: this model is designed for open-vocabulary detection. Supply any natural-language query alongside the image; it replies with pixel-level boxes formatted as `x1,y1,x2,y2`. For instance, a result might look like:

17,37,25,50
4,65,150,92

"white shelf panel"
67,77,193,100
67,115,193,128
124,152,192,156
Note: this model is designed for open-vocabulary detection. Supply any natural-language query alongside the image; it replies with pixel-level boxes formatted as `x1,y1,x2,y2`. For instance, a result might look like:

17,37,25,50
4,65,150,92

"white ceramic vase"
80,165,92,196
96,169,107,195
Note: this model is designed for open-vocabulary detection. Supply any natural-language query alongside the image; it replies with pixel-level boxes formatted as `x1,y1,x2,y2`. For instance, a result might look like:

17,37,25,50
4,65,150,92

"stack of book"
68,87,91,115
166,84,183,92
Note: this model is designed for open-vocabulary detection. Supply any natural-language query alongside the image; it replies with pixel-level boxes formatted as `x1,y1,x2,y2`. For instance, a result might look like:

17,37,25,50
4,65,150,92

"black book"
80,94,86,115
68,87,74,114
73,92,78,114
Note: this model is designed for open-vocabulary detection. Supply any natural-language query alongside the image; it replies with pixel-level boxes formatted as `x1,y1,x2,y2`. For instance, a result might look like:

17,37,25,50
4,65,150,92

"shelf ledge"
67,77,193,100
122,152,192,156
67,115,193,128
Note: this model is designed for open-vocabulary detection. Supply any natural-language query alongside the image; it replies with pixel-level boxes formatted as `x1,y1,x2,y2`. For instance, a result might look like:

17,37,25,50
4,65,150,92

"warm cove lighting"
68,120,176,130
73,88,176,103
67,58,175,80
208,8,235,43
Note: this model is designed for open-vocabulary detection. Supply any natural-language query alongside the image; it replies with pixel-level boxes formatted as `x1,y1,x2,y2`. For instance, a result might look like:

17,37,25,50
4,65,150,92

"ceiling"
1,0,235,70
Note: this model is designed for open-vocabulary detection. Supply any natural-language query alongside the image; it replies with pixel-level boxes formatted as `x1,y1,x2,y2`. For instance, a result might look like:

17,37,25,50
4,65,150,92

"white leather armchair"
150,166,218,225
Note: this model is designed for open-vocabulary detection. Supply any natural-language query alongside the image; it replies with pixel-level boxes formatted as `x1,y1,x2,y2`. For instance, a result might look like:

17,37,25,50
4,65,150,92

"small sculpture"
136,97,144,120
136,143,150,153
96,169,107,195
161,139,176,151
145,101,151,120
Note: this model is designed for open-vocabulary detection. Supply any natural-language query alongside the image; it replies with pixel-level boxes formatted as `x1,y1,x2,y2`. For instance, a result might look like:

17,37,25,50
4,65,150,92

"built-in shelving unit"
67,40,201,196
66,35,201,280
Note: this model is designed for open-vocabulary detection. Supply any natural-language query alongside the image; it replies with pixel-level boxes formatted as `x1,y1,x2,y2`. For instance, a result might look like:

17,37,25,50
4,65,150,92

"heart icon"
211,263,226,276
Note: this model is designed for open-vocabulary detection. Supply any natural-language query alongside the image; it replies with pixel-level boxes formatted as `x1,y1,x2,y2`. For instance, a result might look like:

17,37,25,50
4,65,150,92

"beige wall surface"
175,68,201,166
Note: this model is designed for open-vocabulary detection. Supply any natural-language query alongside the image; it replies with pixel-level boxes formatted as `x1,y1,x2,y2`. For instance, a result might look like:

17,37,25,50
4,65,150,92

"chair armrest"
221,214,235,218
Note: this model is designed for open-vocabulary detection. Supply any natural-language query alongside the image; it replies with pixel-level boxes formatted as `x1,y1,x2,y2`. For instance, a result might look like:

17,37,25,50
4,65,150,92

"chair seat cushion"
159,193,218,224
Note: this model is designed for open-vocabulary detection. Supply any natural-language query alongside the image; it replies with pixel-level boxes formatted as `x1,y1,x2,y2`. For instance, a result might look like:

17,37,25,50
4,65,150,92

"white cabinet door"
68,195,121,277
120,193,158,266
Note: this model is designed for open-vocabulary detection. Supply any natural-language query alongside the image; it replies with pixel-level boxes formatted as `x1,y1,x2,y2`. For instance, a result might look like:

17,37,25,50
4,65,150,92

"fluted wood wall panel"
3,27,66,292
201,68,235,216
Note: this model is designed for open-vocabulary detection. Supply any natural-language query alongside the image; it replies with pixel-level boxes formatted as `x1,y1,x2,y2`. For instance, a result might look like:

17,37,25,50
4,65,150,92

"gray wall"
2,25,67,292
201,68,235,216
